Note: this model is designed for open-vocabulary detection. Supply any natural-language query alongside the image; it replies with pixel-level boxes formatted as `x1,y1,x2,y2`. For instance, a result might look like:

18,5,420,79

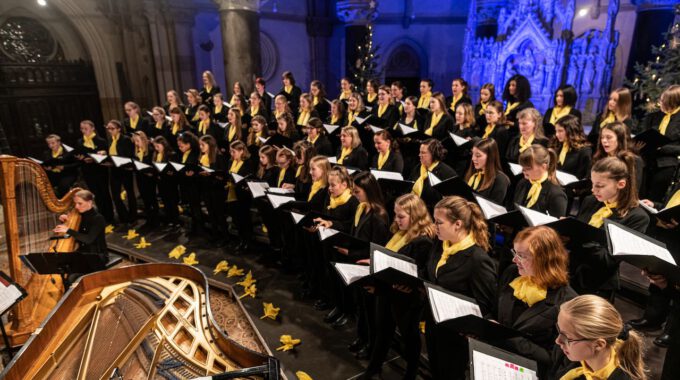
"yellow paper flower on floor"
296,371,313,380
227,265,244,278
134,237,151,249
239,284,257,299
276,335,301,352
123,229,139,240
183,252,199,266
213,260,230,275
168,244,187,259
260,302,280,320
120,190,127,201
236,270,257,289
419,321,426,334
105,225,114,234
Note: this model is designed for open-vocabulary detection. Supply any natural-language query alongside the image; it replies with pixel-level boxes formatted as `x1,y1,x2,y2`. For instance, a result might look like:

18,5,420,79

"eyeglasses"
510,248,531,262
555,324,590,346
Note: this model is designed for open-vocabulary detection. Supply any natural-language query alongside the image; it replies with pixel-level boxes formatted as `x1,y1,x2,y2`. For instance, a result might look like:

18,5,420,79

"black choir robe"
371,104,400,129
336,146,369,171
542,107,582,137
422,112,455,141
278,85,302,111
587,113,633,149
505,135,549,163
199,85,221,106
513,178,568,217
407,162,457,208
123,116,150,136
308,135,334,157
313,98,331,121
371,149,404,174
445,94,472,116
474,172,511,205
556,145,592,180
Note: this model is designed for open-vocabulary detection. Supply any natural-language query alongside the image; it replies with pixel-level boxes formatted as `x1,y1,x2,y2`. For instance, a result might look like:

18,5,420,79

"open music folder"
428,174,476,202
639,200,680,223
468,338,538,380
0,271,26,316
333,243,421,288
517,206,606,245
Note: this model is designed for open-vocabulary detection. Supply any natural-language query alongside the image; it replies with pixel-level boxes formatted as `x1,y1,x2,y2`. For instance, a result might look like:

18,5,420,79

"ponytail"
547,148,558,184
518,144,558,185
434,196,490,252
468,201,491,252
617,330,647,380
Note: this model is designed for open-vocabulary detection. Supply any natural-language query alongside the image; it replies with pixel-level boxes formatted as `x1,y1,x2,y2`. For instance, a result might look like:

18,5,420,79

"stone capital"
213,0,259,13
336,0,378,24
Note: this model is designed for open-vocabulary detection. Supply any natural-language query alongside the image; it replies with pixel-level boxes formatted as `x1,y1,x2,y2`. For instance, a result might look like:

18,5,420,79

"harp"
0,155,81,346
1,263,278,380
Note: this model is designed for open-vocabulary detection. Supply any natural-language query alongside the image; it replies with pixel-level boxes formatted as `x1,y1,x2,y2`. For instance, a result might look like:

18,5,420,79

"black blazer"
480,124,510,160
258,90,273,111
196,120,219,140
260,166,279,187
200,85,221,105
556,145,592,179
147,121,169,139
371,149,404,173
513,178,568,217
495,265,577,374
67,208,108,257
371,104,400,129
278,85,302,110
475,172,511,205
108,135,135,158
184,105,201,128
123,116,150,136
43,147,79,177
248,106,271,123
313,98,330,121
310,135,334,157
505,135,549,163
445,94,472,116
423,112,454,141
640,110,680,168
397,235,435,276
275,166,297,187
347,209,390,260
337,146,369,170
408,162,457,208
291,184,328,213
425,243,497,316
542,107,582,137
505,100,534,128
364,94,378,109
324,195,360,234
587,113,634,148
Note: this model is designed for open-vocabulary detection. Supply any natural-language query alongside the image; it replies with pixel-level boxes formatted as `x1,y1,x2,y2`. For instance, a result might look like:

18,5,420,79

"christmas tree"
628,5,680,113
351,23,382,91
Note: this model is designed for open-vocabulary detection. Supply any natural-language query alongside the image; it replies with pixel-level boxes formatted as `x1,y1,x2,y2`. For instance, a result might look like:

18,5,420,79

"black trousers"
82,164,114,223
203,180,227,236
109,167,137,223
136,172,159,223
158,174,180,223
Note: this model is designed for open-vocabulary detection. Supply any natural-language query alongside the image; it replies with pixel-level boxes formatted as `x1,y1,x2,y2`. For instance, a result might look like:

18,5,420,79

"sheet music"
638,200,659,214
518,206,558,226
267,194,295,209
0,284,22,315
154,162,168,172
169,162,185,171
428,171,442,186
165,115,172,122
400,123,418,135
370,169,404,181
268,187,295,195
28,157,43,165
218,122,228,129
325,98,333,105
247,182,269,198
508,163,523,176
223,101,232,108
372,250,418,277
291,211,305,224
427,286,482,323
111,156,132,167
474,195,508,219
607,223,676,265
232,173,245,183
355,115,368,124
88,153,107,164
133,160,152,171
555,170,579,186
472,350,538,380
369,125,383,133
449,132,470,147
258,136,270,144
62,143,74,152
201,166,215,173
323,124,340,134
334,263,370,285
327,156,338,164
346,168,357,175
318,226,340,241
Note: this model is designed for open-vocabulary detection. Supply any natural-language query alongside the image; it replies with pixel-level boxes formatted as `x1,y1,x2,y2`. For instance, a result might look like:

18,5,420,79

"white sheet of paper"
133,160,152,171
325,98,333,105
247,182,269,198
0,282,23,315
28,157,43,165
111,156,132,167
323,124,340,134
218,122,228,129
223,101,232,108
449,132,470,147
327,156,338,164
518,205,558,226
318,226,340,241
427,171,442,186
346,168,357,175
268,187,295,195
556,170,579,186
165,115,172,122
372,250,418,277
509,162,523,176
369,125,383,133
474,195,508,220
88,153,107,164
201,166,215,173
638,200,659,214
267,91,275,98
154,162,167,172
291,211,305,224
607,223,676,265
370,169,404,181
146,110,153,116
355,115,368,124
364,107,373,113
427,286,482,323
400,123,418,135
62,144,74,152
267,193,295,209
232,173,245,183
334,263,370,285
258,136,269,144
169,162,185,171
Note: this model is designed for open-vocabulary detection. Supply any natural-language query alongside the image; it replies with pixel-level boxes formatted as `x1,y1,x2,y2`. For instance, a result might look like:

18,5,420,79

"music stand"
20,252,106,289
0,270,27,359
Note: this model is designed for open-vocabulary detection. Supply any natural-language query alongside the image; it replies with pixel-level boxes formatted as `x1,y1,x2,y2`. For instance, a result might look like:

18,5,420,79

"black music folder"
633,128,671,153
468,338,538,380
289,210,341,228
21,252,106,276
430,175,476,202
333,243,422,289
377,177,415,195
639,201,680,223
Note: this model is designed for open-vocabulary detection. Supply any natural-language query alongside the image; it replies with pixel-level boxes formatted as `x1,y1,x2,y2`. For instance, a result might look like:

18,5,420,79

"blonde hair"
202,70,217,87
604,88,632,121
434,196,490,252
517,108,545,138
341,126,362,149
328,166,353,190
391,194,436,241
560,295,647,380
309,155,331,187
456,103,476,128
519,144,558,184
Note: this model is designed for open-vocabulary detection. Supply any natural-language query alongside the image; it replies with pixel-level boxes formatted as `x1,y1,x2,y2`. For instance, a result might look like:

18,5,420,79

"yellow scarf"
251,105,259,116
331,114,340,125
215,103,222,114
667,189,680,209
412,161,439,196
297,110,310,126
367,93,377,103
378,103,388,117
482,124,496,139
308,134,319,144
519,134,535,153
275,110,284,118
278,167,287,187
308,180,324,201
509,276,547,307
205,85,212,93
425,112,444,136
255,131,263,146
354,202,367,227
192,111,201,122
200,153,210,167
136,148,144,161
525,172,548,208
659,106,680,135
550,106,572,125
417,92,432,109
130,115,139,130
559,142,569,165
589,201,617,228
172,123,180,135
313,96,319,106
478,101,488,116
602,111,616,125
199,119,209,135
155,152,164,163
83,133,96,149
560,346,619,380
468,171,483,190
377,150,390,170
182,149,191,164
296,165,302,178
450,93,462,112
227,159,244,202
328,188,352,210
228,124,237,141
436,233,475,275
284,85,293,94
347,111,357,126
338,147,353,164
52,146,63,158
340,90,351,100
386,231,410,252
109,134,119,156
505,101,519,115
155,121,163,130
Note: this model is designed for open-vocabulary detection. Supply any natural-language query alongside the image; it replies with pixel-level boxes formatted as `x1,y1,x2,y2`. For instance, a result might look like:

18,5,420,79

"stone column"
214,0,261,97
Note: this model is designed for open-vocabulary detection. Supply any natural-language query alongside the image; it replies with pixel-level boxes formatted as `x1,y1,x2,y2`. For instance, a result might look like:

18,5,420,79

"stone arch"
382,38,427,97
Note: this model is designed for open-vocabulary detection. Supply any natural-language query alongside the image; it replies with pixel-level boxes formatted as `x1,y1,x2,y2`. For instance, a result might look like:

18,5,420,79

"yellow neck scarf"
331,114,340,125
483,124,496,139
297,110,310,126
83,133,96,149
436,233,476,275
182,149,191,164
602,111,616,125
378,103,388,117
338,147,353,164
192,111,201,122
560,346,619,380
205,85,212,93
275,110,283,118
425,111,444,136
659,106,680,135
667,189,680,209
155,152,164,163
255,131,263,146
278,167,287,187
251,105,259,116
52,146,63,158
468,171,483,190
200,153,210,167
340,90,351,100
519,134,535,153
589,200,617,228
417,92,432,108
228,124,237,141
354,202,368,227
130,115,139,130
412,161,439,196
227,159,245,202
155,121,163,130
367,93,377,103
509,276,547,306
559,142,569,165
478,101,488,115
284,85,293,94
215,103,222,114
172,123,180,135
550,106,572,125
328,188,352,210
505,101,520,115
386,231,410,252
347,111,357,126
377,150,390,170
136,148,144,161
308,180,324,201
450,93,462,111
313,96,319,106
525,172,549,208
229,159,244,174
199,119,209,135
109,134,119,156
308,134,319,144
296,165,302,178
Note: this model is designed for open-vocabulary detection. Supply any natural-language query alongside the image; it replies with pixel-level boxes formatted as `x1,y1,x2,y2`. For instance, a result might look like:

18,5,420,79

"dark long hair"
353,172,388,223
503,74,531,103
465,138,504,191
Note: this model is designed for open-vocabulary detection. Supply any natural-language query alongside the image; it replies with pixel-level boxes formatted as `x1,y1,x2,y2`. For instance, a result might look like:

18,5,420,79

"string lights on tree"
351,23,382,91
